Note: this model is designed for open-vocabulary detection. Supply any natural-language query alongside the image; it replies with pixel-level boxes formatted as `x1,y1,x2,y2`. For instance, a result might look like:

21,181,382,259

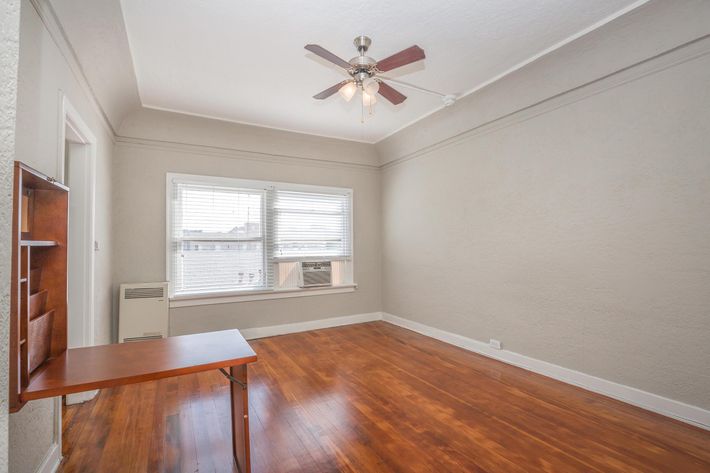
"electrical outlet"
489,339,502,350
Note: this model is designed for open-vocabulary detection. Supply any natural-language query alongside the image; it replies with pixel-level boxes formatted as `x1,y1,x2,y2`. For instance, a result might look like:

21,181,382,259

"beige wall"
10,0,115,471
113,110,381,336
379,30,710,410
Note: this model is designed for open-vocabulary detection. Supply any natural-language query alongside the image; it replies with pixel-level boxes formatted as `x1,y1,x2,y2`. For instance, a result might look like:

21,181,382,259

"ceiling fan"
305,36,425,110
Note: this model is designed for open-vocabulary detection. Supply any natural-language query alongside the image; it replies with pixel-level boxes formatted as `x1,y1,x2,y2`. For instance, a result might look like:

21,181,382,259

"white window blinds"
169,180,270,296
168,174,352,298
274,190,351,260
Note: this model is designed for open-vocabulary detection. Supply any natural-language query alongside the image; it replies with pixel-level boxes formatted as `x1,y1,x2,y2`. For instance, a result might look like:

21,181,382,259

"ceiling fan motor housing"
349,37,377,84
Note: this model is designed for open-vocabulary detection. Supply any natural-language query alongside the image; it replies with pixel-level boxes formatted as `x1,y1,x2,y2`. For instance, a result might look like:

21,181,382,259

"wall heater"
118,282,169,342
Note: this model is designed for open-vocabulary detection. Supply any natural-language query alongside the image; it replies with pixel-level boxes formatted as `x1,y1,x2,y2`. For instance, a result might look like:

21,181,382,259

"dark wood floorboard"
59,322,710,472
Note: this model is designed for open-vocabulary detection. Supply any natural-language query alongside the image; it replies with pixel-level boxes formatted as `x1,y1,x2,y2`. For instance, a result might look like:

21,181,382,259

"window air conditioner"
299,261,332,288
118,282,169,342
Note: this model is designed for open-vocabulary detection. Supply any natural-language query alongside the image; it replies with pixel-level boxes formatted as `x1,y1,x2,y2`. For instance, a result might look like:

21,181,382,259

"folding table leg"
225,365,251,473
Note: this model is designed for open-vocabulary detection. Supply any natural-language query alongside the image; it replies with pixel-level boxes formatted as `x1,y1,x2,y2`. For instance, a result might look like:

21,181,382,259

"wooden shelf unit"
9,161,68,412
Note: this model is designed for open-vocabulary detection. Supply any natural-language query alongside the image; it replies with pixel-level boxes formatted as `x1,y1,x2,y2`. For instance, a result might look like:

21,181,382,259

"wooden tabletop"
22,329,257,401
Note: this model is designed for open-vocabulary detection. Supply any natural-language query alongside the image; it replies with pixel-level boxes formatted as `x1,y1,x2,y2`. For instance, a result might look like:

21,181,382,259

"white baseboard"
36,441,61,473
240,312,382,340
382,312,710,431
65,389,98,405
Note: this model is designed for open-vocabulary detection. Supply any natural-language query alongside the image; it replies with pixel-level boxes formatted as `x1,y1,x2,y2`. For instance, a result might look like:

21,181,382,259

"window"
167,174,353,299
274,190,351,260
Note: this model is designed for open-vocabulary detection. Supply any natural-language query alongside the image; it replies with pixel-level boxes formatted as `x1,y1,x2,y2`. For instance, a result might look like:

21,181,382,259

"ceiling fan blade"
377,81,407,105
313,80,350,100
376,45,425,72
305,44,352,69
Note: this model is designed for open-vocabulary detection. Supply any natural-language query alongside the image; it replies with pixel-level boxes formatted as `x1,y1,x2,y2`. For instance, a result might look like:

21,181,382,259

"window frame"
272,188,353,263
166,172,354,303
169,178,269,296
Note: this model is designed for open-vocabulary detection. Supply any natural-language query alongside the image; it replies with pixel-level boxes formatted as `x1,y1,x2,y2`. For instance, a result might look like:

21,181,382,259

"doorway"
57,94,97,404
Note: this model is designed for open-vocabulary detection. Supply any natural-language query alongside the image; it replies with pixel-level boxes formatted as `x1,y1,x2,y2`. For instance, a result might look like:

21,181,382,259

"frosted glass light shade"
338,82,357,101
362,77,380,95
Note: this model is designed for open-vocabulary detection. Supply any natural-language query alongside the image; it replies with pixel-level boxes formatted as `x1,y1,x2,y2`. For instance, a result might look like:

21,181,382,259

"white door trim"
57,91,96,349
57,92,98,412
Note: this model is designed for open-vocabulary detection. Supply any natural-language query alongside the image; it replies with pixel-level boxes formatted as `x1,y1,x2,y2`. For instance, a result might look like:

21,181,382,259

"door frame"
57,92,98,415
57,91,96,350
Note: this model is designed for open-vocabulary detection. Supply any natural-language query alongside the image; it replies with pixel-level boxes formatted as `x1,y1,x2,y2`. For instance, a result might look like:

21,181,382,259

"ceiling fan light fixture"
362,77,379,96
307,36,425,114
338,82,357,102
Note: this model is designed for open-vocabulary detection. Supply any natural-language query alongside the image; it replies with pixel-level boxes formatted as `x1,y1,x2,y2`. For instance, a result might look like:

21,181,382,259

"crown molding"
381,34,710,171
115,135,380,173
117,31,710,175
33,0,710,174
27,0,117,141
142,104,376,146
44,0,653,147
376,0,652,144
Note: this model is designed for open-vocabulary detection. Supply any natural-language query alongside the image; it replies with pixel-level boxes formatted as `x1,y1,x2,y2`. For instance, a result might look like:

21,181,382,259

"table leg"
229,364,251,473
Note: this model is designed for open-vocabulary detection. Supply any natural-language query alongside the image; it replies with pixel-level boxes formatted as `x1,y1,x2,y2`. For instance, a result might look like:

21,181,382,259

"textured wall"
113,111,381,336
0,0,21,470
381,45,710,409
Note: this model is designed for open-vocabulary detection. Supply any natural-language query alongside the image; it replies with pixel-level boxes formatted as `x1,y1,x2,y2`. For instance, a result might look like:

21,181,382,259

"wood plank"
28,309,53,372
23,329,257,401
59,322,710,473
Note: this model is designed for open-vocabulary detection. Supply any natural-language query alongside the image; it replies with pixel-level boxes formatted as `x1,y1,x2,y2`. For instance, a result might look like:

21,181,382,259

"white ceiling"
63,0,647,143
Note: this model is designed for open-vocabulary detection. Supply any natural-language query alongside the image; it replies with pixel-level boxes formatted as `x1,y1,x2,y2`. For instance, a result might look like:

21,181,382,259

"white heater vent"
299,261,332,288
123,334,163,342
125,286,165,299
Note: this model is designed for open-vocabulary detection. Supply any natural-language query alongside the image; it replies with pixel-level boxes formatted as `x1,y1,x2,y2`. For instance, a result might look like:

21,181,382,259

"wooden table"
22,329,257,473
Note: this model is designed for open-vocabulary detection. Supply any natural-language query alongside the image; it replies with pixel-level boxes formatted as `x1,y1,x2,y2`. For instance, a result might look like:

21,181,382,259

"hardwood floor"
60,322,710,472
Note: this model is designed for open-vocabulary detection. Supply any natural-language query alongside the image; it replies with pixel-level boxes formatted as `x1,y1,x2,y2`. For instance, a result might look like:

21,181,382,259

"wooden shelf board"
22,329,256,401
20,240,58,247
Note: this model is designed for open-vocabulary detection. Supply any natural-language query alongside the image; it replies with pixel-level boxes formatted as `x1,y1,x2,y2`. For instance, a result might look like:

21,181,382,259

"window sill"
169,284,357,308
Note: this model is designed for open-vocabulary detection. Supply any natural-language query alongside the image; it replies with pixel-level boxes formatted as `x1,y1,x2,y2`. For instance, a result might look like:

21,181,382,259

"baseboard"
381,312,710,431
36,441,61,473
65,389,98,405
240,312,383,340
